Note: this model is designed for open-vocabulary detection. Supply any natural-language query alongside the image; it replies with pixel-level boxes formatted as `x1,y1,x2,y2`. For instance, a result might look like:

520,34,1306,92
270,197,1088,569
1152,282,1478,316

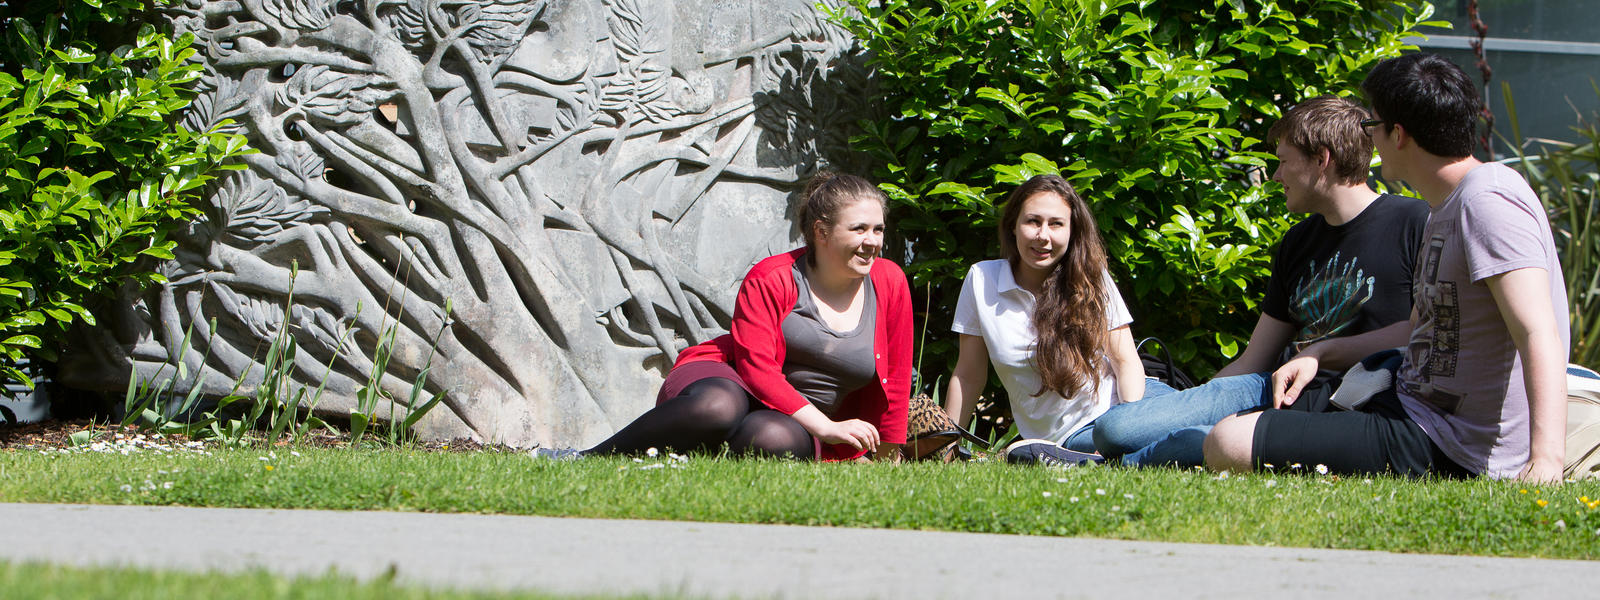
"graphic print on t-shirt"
1401,234,1464,414
1288,251,1375,351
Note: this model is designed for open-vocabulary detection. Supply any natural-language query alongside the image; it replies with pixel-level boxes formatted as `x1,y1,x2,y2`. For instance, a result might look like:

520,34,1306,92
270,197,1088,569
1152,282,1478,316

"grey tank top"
781,261,878,417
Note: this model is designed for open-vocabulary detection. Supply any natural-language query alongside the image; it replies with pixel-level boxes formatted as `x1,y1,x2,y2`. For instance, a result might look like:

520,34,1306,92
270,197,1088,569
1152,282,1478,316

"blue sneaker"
531,447,584,460
1004,439,1103,467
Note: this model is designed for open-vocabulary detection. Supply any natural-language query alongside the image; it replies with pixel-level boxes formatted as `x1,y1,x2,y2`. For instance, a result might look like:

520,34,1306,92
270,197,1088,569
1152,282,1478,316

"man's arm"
1270,320,1410,408
1487,267,1567,483
1214,314,1296,378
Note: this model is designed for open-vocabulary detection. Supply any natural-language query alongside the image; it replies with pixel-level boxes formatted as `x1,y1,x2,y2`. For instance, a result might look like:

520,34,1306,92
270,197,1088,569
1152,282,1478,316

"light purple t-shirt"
1396,162,1570,479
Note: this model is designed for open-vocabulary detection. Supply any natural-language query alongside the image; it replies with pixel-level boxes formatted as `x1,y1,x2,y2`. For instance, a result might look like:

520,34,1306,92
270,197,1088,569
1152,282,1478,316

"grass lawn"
2,442,1598,560
0,560,661,599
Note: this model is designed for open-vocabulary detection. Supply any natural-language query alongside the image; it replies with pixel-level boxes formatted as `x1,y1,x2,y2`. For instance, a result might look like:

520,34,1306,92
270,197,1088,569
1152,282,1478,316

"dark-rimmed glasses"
1359,118,1385,136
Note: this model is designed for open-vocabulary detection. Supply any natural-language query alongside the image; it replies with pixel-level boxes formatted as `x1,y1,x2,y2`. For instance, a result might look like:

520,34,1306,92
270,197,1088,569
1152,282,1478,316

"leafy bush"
0,0,248,392
831,0,1440,377
1501,82,1600,367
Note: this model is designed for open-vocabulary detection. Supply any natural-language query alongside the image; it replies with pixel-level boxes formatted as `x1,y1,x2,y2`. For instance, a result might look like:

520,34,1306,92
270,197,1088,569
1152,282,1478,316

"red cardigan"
672,248,913,460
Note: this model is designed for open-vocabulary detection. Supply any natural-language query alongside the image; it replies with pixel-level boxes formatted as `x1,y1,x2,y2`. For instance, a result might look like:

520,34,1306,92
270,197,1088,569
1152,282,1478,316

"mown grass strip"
0,560,670,600
2,447,1597,559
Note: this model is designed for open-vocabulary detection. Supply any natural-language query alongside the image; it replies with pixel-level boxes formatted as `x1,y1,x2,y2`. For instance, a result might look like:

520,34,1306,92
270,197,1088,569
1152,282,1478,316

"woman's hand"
816,418,881,450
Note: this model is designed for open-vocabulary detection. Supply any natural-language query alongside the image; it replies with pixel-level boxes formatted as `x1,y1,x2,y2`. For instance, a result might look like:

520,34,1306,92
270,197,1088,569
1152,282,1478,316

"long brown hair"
999,174,1111,397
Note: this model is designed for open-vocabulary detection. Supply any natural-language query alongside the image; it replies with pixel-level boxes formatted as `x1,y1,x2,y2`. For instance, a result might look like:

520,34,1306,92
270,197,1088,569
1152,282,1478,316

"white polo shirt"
951,259,1134,443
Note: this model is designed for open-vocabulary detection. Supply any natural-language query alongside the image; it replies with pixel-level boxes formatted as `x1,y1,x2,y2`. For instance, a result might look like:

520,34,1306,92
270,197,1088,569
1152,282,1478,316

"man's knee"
1203,413,1258,473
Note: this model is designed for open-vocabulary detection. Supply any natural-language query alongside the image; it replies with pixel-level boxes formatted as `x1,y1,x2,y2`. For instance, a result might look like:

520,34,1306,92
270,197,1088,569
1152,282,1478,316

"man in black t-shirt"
1094,95,1429,467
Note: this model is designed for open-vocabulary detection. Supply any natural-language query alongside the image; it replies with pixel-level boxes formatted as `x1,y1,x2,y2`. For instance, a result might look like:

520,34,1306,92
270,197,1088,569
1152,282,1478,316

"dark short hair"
1361,53,1482,158
1267,95,1374,186
797,172,885,248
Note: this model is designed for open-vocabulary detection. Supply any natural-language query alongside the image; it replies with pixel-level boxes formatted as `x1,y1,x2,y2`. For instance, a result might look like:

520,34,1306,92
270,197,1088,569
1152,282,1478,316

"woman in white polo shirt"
944,174,1171,465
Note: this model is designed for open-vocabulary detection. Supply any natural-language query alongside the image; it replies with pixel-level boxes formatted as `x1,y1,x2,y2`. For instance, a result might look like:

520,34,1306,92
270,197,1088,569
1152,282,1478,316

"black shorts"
1252,387,1472,478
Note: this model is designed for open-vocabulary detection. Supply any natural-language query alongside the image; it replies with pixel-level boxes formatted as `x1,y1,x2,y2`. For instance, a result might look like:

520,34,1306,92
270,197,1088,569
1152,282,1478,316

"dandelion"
264,465,275,471
646,447,659,458
1588,501,1599,510
1315,464,1329,475
1536,499,1549,508
1582,496,1591,503
1520,489,1529,494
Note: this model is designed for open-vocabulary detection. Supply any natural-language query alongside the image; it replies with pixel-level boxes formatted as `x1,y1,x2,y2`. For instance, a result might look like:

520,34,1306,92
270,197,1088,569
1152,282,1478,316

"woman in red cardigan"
546,173,912,461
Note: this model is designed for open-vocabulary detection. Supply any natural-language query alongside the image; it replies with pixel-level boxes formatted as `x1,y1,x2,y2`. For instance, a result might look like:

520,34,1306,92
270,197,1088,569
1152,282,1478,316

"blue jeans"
1052,378,1179,454
1091,373,1272,468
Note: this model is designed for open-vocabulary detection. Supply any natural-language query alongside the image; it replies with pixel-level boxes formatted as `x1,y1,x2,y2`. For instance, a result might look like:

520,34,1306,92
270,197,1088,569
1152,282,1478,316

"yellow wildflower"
1536,499,1548,508
264,465,275,471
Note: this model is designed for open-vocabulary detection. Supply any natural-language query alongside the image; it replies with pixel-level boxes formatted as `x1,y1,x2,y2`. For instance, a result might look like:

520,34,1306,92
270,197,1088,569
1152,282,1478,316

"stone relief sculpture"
59,0,870,447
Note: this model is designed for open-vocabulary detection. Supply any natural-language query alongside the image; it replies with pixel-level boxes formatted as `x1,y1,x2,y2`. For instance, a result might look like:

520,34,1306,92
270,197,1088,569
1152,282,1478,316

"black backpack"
1136,337,1197,391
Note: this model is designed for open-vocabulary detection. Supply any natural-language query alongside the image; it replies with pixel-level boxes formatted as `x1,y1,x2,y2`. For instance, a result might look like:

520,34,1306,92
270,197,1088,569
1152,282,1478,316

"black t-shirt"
1262,193,1430,358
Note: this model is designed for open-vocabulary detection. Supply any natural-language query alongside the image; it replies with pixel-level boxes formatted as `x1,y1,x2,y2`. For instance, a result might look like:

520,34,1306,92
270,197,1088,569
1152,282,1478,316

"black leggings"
583,377,815,458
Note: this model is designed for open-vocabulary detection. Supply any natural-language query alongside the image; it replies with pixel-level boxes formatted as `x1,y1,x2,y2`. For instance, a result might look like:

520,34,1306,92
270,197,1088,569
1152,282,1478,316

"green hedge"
831,0,1440,379
0,0,248,392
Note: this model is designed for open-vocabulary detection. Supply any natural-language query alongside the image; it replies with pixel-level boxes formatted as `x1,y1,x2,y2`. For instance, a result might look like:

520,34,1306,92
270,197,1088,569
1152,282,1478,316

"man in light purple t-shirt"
1203,53,1570,482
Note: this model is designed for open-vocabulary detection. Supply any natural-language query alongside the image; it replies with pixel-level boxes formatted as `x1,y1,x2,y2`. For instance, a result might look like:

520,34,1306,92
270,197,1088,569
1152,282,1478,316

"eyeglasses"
1359,118,1385,135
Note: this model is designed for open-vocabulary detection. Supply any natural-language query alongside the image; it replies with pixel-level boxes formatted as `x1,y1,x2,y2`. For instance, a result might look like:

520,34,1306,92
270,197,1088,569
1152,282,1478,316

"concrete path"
2,503,1594,599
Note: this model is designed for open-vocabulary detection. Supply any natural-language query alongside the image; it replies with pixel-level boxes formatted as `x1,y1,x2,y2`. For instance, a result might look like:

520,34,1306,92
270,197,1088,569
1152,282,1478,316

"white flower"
1042,492,1052,497
1069,496,1080,503
119,484,133,493
646,447,659,457
669,453,688,463
1123,493,1134,500
1265,480,1277,488
1055,478,1069,483
639,463,664,470
1095,488,1106,495
1315,464,1329,475
1215,471,1230,480
162,482,174,490
290,451,301,457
